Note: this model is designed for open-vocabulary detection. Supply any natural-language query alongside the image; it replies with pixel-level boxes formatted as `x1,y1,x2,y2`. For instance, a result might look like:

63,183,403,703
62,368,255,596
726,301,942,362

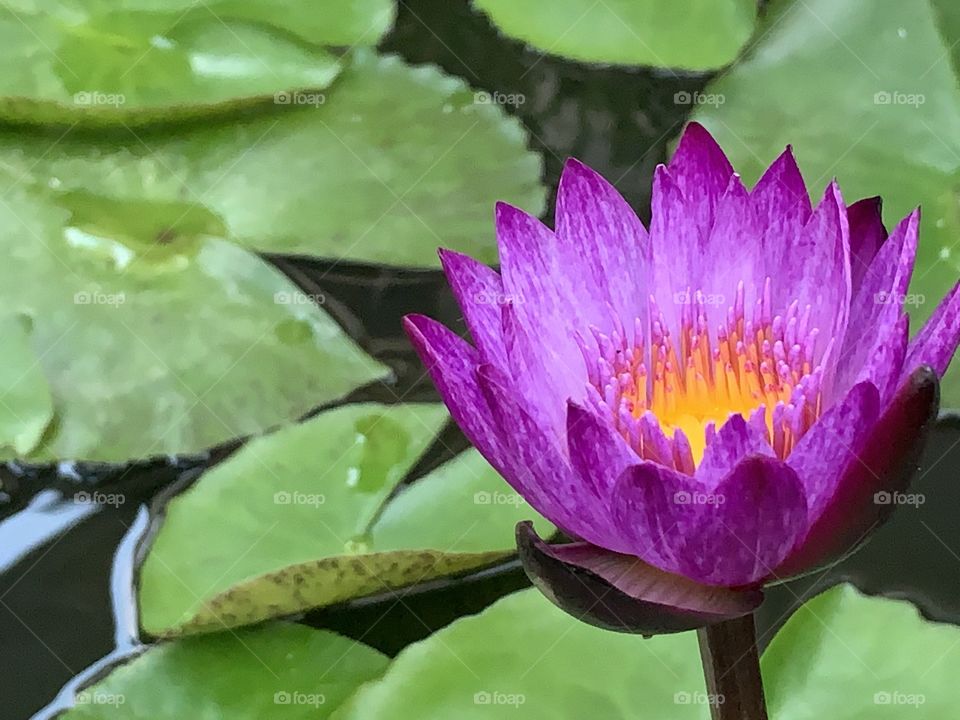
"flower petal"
788,182,851,368
438,249,508,369
650,165,701,331
846,196,887,293
787,381,881,524
612,457,807,586
696,413,775,485
668,122,734,231
775,366,939,579
517,521,763,635
700,175,763,328
752,146,811,278
402,314,507,469
555,158,651,328
904,281,960,378
476,364,631,553
566,401,638,503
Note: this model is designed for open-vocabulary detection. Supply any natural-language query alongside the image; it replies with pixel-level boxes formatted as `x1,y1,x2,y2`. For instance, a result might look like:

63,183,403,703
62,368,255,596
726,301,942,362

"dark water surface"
2,2,959,718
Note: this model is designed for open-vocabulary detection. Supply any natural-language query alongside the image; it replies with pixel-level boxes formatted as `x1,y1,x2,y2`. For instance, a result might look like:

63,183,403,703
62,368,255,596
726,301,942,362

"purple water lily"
404,123,959,633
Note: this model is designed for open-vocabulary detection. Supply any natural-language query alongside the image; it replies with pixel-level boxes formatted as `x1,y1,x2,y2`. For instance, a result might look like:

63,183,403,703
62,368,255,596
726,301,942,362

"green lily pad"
691,0,960,407
139,430,554,638
0,0,395,125
333,587,708,720
473,0,756,70
0,181,387,462
0,315,54,455
61,623,389,719
0,50,545,267
763,585,960,718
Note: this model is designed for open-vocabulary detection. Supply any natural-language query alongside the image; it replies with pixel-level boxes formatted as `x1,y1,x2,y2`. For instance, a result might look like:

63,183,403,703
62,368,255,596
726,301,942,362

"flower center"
579,279,824,471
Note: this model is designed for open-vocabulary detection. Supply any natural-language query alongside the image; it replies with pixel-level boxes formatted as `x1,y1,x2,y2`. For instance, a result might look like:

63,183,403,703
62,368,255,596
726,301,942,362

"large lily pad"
763,585,960,718
691,0,960,406
0,315,54,456
0,0,395,125
473,0,756,70
0,181,387,462
138,427,553,637
61,623,389,719
0,51,545,267
333,587,708,720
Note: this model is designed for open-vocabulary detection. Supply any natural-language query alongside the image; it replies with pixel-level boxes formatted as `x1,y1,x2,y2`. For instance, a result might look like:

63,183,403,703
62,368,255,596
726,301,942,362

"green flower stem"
697,613,768,720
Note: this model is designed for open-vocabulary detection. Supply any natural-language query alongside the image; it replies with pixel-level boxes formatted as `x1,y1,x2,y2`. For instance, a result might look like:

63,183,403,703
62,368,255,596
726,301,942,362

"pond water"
2,1,959,718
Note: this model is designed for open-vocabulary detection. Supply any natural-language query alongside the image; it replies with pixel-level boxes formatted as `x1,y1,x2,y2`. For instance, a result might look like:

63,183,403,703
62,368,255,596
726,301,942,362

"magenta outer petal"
404,315,585,543
476,364,633,554
566,401,638,503
516,522,763,635
774,366,939,579
836,210,919,399
650,165,701,331
612,456,808,586
438,249,508,369
700,175,762,328
847,196,887,293
786,182,851,371
668,122,734,231
786,381,880,524
753,146,811,278
905,281,960,379
402,315,507,470
555,158,652,328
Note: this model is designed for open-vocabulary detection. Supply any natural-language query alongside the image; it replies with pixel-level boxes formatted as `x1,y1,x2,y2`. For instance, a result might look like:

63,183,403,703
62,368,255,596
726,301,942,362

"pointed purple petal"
650,164,701,331
753,146,811,278
476,364,631,553
403,314,507,470
517,522,763,634
905,281,960,378
612,457,807,586
847,196,887,293
787,381,881,524
555,158,651,326
696,414,774,484
775,367,939,578
788,181,851,376
438,249,508,369
836,210,919,399
566,401,638,503
668,122,734,231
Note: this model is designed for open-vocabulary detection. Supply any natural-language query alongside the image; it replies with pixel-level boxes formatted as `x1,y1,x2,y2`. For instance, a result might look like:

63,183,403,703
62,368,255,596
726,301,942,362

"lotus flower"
404,123,959,634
